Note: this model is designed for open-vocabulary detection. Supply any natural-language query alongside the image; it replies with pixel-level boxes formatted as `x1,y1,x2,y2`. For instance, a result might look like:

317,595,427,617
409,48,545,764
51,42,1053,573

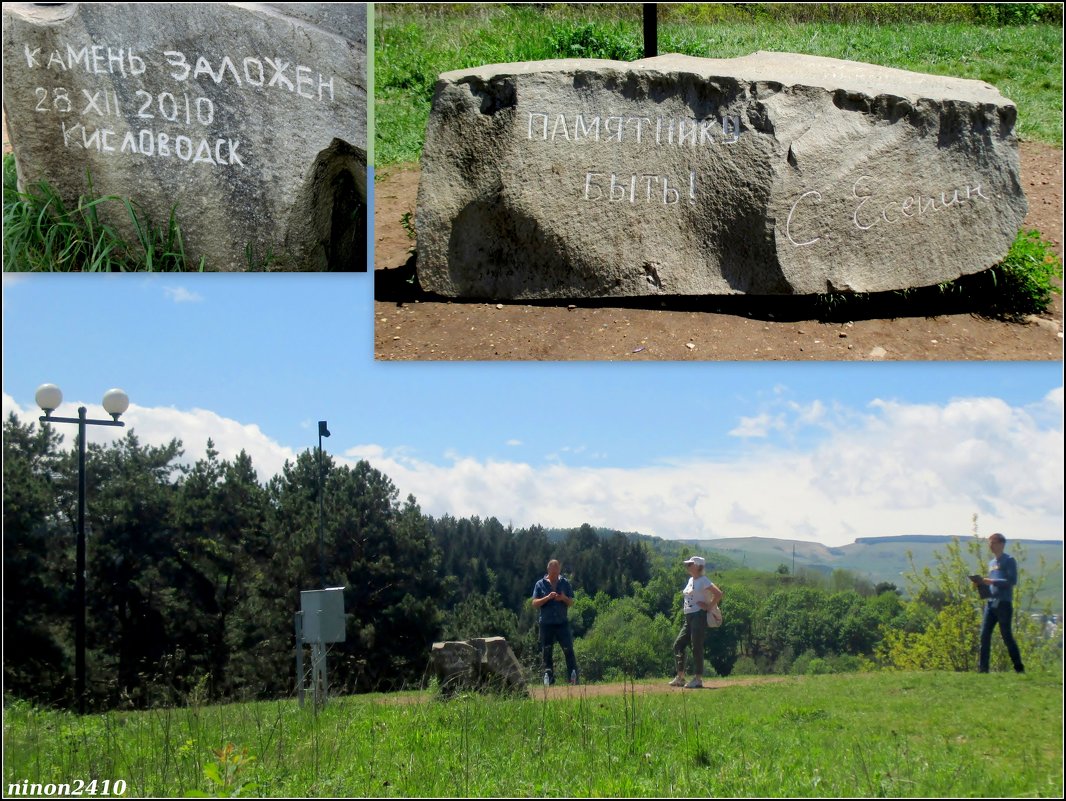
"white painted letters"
525,111,743,148
584,170,698,207
21,33,341,174
783,176,994,248
786,191,822,247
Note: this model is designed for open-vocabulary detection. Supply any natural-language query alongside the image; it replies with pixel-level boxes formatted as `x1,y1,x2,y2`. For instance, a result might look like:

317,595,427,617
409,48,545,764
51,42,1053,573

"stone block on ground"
416,51,1026,298
2,2,367,270
430,637,527,697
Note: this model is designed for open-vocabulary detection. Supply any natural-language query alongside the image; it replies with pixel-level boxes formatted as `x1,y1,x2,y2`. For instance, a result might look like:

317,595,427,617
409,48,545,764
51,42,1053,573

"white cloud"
790,399,826,426
2,274,29,312
345,390,1062,546
4,389,1061,548
3,392,296,481
726,502,769,529
163,286,203,303
729,412,782,438
345,443,388,461
506,438,523,447
811,394,1064,521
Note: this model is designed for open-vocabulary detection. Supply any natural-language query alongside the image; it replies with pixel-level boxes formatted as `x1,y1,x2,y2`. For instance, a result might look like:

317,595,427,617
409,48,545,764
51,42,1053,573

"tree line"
4,415,1057,711
2,417,654,709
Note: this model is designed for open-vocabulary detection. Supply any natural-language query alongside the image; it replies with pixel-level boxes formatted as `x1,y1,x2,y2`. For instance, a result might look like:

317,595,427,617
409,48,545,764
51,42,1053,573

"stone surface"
416,51,1027,298
2,2,366,271
430,637,527,696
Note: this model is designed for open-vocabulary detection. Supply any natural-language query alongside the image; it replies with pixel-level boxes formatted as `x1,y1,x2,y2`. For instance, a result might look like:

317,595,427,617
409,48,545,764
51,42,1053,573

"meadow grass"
4,671,1061,797
375,6,1063,164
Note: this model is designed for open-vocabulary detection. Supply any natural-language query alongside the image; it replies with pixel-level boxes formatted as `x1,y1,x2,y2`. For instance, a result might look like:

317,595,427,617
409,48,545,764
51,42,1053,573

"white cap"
683,556,706,567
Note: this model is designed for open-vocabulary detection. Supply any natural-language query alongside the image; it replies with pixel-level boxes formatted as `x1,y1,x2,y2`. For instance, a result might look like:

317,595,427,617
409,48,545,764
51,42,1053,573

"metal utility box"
300,587,346,643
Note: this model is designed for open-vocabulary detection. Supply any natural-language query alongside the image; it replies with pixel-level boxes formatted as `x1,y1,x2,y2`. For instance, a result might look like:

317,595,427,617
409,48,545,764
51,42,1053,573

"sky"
2,265,1063,548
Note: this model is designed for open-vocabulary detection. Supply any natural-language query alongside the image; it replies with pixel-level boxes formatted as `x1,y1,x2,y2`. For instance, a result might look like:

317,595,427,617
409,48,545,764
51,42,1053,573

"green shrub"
730,655,760,675
546,21,643,61
806,656,832,675
932,228,1063,318
984,228,1064,316
771,646,796,674
878,532,1062,673
573,599,675,680
661,3,1060,25
790,649,818,675
975,3,1063,25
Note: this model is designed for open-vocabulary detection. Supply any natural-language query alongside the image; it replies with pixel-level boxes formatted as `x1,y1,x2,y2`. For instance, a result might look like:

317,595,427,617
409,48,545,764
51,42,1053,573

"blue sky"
3,269,1063,547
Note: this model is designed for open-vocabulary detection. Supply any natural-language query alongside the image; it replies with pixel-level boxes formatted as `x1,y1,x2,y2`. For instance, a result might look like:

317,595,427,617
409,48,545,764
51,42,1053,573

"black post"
643,4,658,59
76,407,87,714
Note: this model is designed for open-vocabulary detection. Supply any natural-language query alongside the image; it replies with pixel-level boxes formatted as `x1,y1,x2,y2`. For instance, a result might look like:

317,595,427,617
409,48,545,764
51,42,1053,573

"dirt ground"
377,676,790,705
374,142,1063,361
530,675,789,698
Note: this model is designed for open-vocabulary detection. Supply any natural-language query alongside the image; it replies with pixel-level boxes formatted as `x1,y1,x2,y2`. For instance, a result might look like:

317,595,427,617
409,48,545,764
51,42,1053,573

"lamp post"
317,420,331,588
35,383,129,714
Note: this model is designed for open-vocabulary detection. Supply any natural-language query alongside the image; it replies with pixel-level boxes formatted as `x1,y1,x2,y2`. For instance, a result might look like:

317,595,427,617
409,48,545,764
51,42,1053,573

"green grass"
2,155,281,272
2,153,203,272
932,228,1065,318
4,671,1062,797
375,5,1063,164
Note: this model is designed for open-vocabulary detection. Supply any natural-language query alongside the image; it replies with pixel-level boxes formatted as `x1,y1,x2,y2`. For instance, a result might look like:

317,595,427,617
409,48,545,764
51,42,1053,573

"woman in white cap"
668,556,723,689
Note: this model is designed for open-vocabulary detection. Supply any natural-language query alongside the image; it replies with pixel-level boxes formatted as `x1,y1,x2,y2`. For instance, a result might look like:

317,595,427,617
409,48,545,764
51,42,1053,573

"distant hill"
674,534,1063,606
543,526,742,569
542,527,1061,606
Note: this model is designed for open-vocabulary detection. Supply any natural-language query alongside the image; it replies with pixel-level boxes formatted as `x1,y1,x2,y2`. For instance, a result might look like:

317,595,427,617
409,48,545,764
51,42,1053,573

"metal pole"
643,4,658,59
312,642,324,709
295,612,305,708
317,421,330,589
317,639,326,708
76,406,87,714
318,430,324,588
320,615,328,707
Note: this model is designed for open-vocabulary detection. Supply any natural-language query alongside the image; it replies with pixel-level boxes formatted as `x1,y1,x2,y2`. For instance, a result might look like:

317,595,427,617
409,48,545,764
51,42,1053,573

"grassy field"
375,5,1064,164
4,671,1062,797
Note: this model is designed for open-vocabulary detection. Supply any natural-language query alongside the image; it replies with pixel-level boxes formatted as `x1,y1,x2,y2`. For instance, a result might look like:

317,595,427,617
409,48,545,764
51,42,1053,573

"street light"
36,383,128,714
317,420,331,588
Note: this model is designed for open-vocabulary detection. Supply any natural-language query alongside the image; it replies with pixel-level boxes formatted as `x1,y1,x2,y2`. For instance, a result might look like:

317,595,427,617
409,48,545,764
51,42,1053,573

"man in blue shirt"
532,559,578,685
977,532,1025,673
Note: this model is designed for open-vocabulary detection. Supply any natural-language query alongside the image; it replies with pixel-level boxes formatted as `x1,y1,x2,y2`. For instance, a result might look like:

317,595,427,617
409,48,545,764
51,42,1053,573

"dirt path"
377,676,791,704
530,675,790,698
374,142,1063,361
